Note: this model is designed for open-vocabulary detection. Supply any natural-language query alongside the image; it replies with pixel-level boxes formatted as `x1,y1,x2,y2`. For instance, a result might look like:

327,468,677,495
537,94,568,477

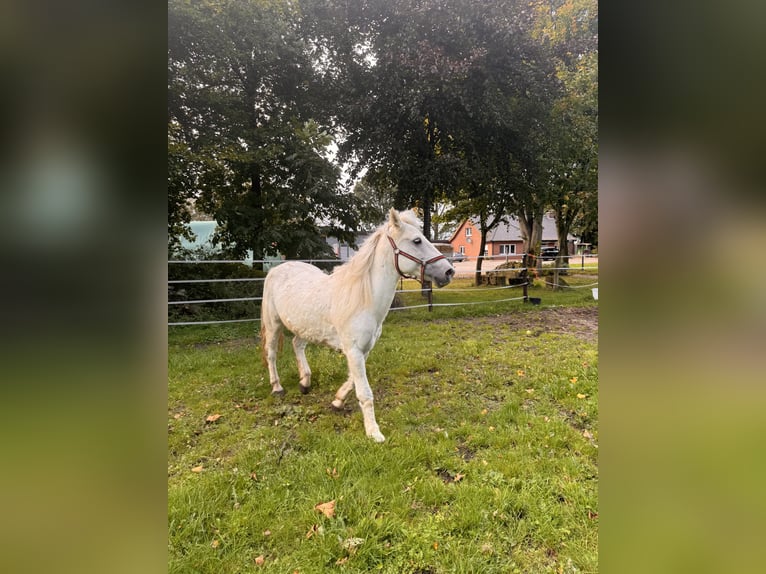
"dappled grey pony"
260,209,455,442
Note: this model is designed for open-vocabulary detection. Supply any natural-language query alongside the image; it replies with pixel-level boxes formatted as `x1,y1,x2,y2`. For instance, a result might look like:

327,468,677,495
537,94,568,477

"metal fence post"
522,254,529,301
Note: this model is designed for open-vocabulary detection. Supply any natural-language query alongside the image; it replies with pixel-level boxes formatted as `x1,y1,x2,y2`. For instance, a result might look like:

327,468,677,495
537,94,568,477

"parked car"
450,252,466,262
540,247,559,261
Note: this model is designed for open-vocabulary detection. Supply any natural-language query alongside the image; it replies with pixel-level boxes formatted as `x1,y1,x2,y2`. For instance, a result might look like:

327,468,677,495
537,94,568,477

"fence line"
168,259,344,265
396,282,528,294
554,281,600,290
169,277,266,284
167,318,261,326
168,296,263,305
168,257,597,326
390,295,528,311
168,253,597,266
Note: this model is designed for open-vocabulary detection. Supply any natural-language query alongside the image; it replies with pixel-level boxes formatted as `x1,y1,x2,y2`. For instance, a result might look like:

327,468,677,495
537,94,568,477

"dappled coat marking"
260,209,455,442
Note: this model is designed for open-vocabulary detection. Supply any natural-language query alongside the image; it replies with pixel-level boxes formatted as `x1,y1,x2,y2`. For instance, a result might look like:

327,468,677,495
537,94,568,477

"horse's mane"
329,223,388,319
329,210,421,321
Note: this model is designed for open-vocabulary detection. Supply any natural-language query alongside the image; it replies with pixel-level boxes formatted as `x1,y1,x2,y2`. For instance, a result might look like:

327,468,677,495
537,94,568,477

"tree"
168,0,358,262
533,0,598,262
307,0,559,284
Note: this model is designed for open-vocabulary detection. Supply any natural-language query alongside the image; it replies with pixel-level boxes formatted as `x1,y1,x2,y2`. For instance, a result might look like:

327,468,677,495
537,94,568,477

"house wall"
449,219,578,260
449,219,483,260
486,241,524,259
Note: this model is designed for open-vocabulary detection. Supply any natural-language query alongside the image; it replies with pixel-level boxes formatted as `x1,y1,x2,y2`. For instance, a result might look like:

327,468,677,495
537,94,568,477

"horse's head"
387,208,455,287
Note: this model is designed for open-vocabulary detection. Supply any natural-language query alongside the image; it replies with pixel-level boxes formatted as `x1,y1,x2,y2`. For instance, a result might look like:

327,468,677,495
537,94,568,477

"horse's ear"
388,208,401,229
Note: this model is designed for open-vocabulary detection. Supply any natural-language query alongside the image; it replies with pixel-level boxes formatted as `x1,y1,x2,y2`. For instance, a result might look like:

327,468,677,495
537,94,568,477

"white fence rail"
168,255,597,326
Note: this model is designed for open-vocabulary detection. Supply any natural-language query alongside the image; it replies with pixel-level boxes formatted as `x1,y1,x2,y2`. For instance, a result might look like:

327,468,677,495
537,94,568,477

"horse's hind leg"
331,377,354,410
292,336,312,394
261,320,284,396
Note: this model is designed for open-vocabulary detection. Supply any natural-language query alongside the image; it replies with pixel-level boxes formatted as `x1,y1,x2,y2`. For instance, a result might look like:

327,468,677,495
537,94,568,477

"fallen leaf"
211,539,219,548
263,530,271,537
250,472,258,481
569,377,578,384
583,430,594,440
314,500,336,518
481,542,493,554
254,554,265,566
588,510,599,520
191,465,203,473
173,413,182,419
525,388,535,394
335,557,348,565
517,370,526,377
433,542,439,550
453,473,465,482
306,524,318,539
488,426,495,431
577,393,586,399
326,467,338,478
205,413,222,423
341,537,365,552
480,409,488,415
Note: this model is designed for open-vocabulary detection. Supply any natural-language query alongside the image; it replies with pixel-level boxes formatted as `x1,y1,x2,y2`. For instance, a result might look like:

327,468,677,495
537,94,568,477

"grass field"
168,279,598,573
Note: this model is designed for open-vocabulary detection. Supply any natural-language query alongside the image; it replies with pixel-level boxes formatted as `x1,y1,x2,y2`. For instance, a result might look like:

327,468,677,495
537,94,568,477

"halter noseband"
386,235,447,285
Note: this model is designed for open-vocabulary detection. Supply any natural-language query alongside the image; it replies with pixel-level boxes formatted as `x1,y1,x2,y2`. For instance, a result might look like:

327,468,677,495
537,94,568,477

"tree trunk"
557,227,571,273
554,204,579,273
474,232,488,286
249,164,265,271
518,208,543,268
531,214,543,272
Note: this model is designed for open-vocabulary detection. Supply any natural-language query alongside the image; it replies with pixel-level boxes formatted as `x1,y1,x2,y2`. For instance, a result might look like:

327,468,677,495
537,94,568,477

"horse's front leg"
345,347,385,443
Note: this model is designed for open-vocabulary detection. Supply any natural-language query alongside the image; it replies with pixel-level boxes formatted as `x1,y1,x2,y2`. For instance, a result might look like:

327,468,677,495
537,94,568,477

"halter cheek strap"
387,235,447,285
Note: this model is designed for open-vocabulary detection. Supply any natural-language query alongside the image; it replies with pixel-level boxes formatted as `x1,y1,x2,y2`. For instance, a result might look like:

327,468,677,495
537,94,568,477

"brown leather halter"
386,235,447,285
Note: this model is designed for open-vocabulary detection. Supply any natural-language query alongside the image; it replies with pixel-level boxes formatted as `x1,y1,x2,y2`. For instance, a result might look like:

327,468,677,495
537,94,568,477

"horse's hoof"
369,432,386,443
330,400,344,412
271,389,285,397
299,385,310,395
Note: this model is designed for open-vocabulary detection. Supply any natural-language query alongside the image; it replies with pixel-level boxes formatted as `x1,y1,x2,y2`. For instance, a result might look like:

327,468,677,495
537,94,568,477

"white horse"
260,208,455,442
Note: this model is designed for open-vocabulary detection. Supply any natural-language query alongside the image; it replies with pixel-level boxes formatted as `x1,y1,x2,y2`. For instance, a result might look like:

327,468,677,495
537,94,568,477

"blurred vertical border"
2,0,764,572
0,1,166,573
601,0,766,572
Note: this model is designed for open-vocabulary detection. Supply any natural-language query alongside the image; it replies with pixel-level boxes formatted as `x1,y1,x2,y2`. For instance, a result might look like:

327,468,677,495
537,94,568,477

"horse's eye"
413,237,422,245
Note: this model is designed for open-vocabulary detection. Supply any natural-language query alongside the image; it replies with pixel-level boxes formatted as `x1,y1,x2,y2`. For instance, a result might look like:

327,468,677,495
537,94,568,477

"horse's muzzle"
432,266,455,288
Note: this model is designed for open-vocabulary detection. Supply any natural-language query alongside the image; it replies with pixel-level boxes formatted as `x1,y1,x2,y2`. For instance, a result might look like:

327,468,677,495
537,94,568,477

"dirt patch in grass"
467,306,598,343
185,306,598,350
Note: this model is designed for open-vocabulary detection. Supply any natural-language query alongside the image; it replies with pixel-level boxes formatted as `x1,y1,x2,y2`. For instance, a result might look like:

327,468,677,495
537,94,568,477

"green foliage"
168,0,597,263
168,256,266,323
168,0,358,259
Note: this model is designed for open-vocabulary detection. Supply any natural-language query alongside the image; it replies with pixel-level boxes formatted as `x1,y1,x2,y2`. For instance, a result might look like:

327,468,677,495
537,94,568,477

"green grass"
168,284,598,573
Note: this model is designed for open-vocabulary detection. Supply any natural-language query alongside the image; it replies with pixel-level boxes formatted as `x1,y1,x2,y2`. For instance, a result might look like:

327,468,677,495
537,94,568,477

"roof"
450,214,574,243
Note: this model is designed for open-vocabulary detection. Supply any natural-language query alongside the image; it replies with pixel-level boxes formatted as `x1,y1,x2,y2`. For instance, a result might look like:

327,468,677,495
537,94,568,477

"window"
459,246,465,255
499,244,516,255
465,227,472,237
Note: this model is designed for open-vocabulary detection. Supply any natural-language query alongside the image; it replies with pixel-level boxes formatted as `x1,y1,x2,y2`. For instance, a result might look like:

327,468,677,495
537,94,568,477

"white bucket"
592,288,598,301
